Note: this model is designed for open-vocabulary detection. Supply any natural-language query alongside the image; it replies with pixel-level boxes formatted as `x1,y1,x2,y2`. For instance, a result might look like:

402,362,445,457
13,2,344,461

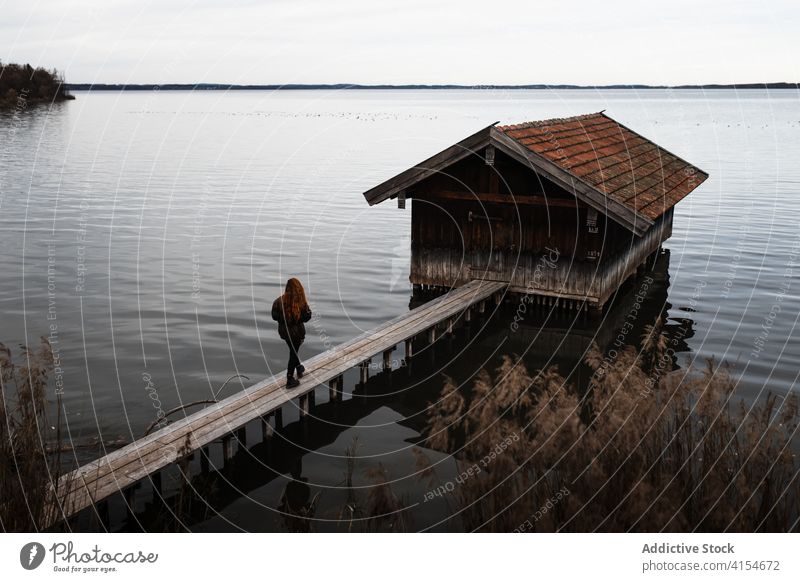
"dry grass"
334,436,410,532
0,338,68,531
421,319,799,532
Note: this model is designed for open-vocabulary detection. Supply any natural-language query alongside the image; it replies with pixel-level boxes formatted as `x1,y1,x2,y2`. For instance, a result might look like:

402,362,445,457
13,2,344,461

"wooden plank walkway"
47,278,506,528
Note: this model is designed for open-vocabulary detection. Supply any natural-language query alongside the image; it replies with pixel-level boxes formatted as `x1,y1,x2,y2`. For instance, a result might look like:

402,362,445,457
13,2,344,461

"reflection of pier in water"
80,250,693,532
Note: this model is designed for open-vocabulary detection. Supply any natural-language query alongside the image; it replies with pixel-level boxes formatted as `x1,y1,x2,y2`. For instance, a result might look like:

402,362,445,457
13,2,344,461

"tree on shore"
0,62,74,108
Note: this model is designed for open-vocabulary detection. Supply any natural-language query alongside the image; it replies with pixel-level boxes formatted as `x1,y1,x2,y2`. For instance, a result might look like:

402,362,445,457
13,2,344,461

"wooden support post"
200,447,210,473
398,190,406,209
179,456,189,480
478,300,485,314
97,500,110,530
446,318,454,335
383,347,394,371
329,378,338,401
261,415,273,440
274,408,283,429
222,435,233,463
299,394,310,418
464,306,471,322
428,326,437,344
359,360,370,384
494,291,502,305
123,486,136,519
404,338,413,360
151,472,162,501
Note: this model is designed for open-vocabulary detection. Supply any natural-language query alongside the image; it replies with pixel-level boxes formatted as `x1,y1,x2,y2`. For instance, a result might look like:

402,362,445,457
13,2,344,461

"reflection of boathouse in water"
363,112,708,310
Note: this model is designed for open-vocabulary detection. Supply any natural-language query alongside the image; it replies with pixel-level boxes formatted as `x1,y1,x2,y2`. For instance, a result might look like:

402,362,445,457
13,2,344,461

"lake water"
1,89,799,531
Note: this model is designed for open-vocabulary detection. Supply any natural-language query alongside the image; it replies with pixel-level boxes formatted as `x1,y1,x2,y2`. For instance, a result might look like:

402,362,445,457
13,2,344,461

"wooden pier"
47,278,505,528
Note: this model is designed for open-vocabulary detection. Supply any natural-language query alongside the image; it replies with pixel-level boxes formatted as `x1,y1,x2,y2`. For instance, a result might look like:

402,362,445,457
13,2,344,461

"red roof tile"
497,112,707,221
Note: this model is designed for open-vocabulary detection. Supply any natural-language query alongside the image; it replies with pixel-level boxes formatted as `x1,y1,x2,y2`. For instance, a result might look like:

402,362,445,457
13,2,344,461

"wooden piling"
151,472,162,501
200,447,210,473
383,347,394,371
178,456,189,480
123,486,136,519
299,394,310,418
404,338,413,360
222,435,233,463
261,415,273,440
329,378,338,401
97,500,110,530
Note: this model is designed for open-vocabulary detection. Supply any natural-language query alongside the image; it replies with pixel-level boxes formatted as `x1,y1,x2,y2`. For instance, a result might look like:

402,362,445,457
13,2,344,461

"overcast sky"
1,0,798,85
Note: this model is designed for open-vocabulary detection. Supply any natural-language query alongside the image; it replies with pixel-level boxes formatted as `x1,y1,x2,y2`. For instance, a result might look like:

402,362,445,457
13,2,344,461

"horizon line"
66,82,800,91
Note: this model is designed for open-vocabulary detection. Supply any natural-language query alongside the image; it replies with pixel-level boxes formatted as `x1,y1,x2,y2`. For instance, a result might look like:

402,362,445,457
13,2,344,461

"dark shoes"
297,365,305,379
286,376,300,389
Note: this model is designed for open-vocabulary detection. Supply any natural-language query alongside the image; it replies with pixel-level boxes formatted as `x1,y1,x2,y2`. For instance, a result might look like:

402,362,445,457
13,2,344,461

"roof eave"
362,123,497,206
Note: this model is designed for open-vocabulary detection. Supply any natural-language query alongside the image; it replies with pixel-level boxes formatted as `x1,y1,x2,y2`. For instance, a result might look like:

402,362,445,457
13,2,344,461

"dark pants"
286,338,302,378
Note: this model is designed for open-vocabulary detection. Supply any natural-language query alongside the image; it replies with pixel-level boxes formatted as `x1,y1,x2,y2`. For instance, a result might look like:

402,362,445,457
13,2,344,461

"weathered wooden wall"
407,148,673,308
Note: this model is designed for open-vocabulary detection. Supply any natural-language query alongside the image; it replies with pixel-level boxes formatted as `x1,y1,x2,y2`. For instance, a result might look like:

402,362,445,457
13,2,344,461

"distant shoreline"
67,82,799,91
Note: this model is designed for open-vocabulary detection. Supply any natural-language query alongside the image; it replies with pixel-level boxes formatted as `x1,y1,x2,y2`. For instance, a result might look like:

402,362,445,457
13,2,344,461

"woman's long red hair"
281,278,308,321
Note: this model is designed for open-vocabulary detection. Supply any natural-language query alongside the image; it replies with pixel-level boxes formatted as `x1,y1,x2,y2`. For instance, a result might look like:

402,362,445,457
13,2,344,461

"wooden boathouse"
363,112,708,310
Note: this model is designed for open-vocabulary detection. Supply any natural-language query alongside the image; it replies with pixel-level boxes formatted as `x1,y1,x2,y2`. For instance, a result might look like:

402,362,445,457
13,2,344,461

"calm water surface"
1,89,798,531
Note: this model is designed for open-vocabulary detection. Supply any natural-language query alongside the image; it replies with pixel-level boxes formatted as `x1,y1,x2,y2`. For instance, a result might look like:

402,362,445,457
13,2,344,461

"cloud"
2,0,798,84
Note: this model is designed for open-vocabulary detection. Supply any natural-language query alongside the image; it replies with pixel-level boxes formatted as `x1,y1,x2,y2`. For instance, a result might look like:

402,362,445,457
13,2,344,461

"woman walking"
272,278,312,388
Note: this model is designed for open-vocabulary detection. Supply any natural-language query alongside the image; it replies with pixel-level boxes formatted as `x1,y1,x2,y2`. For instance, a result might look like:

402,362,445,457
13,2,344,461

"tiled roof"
498,112,707,221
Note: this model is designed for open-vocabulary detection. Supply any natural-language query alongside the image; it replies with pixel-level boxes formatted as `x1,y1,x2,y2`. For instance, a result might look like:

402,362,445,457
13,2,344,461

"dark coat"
271,296,312,345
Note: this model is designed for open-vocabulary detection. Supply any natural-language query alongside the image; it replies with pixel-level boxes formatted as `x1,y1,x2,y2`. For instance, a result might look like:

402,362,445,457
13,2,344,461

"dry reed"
420,319,799,532
0,338,69,531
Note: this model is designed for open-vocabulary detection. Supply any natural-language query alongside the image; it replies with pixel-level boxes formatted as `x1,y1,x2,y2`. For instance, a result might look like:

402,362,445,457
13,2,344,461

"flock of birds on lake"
129,109,441,121
123,108,800,134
